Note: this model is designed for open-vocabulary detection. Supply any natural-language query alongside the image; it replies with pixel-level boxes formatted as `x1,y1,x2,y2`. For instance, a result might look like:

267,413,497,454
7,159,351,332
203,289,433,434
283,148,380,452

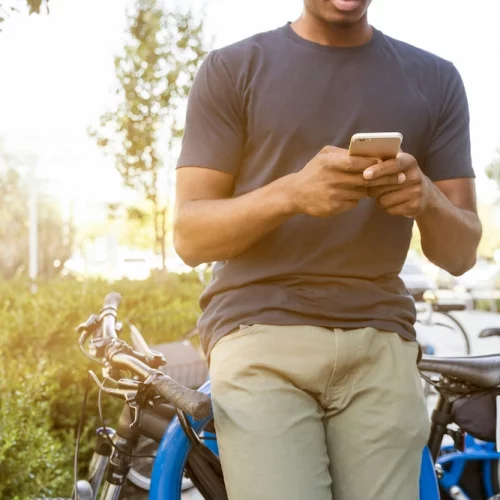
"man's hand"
365,153,433,217
287,146,406,218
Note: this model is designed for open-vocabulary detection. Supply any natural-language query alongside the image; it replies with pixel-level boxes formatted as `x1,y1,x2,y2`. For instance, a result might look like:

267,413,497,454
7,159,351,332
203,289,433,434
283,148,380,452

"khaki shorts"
209,325,429,500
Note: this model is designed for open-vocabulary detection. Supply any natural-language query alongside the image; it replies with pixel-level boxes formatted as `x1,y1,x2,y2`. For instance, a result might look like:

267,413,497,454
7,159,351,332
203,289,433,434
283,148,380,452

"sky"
0,0,499,223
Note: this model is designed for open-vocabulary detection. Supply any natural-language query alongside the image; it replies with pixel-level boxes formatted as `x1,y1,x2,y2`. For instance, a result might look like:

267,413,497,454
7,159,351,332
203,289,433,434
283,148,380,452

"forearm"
416,178,482,276
174,175,296,267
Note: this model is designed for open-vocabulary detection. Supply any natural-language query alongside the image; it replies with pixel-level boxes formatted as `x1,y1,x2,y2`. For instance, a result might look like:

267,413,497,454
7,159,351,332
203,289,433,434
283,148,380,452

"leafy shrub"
0,274,202,499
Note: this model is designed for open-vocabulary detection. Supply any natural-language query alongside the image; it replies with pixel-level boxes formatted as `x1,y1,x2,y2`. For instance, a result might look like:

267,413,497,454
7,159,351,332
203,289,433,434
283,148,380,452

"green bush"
0,274,203,499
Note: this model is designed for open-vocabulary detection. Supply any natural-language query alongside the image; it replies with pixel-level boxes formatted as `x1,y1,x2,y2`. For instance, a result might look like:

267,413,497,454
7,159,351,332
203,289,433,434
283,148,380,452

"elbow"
422,243,478,278
438,244,480,278
173,231,202,269
431,246,478,277
448,254,477,277
173,217,206,268
449,221,483,277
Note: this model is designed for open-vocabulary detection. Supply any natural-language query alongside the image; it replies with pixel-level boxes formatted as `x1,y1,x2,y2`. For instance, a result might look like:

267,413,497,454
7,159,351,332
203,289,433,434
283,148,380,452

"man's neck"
291,9,372,48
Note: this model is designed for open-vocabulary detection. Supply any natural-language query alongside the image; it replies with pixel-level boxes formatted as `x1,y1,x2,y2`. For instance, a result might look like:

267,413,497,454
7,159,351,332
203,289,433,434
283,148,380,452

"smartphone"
348,132,403,160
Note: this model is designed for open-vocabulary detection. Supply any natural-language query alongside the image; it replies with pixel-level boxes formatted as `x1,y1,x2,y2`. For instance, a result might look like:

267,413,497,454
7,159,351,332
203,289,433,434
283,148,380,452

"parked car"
400,259,435,300
118,257,151,281
434,267,458,290
455,258,500,291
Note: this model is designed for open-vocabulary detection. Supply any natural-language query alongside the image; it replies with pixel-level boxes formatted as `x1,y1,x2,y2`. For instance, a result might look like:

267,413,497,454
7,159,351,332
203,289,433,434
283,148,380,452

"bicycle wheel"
119,436,155,500
120,436,196,499
150,381,226,500
484,459,500,499
416,312,471,358
439,311,471,355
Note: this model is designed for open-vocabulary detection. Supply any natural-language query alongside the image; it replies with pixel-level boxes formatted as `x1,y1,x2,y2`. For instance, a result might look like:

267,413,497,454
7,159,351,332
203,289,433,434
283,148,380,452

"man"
173,0,482,498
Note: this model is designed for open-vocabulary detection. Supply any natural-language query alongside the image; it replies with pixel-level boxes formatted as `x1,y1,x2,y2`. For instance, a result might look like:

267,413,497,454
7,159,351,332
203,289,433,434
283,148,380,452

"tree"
486,147,500,190
89,0,209,270
0,143,73,279
0,0,49,26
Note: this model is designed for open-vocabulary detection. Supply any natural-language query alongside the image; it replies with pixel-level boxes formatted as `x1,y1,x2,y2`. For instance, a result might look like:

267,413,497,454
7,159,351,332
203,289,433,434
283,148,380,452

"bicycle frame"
149,381,441,500
438,434,500,499
150,381,213,500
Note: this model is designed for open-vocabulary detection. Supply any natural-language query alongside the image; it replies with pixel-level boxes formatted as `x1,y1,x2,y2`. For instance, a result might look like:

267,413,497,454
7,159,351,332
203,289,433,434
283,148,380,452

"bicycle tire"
440,311,471,356
120,437,195,498
185,444,227,500
488,459,500,497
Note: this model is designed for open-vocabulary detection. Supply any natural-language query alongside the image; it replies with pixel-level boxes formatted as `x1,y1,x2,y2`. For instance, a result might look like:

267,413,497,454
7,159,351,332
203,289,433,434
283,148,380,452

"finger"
367,184,400,198
334,185,367,200
363,172,406,187
325,154,381,173
384,201,418,218
320,145,349,156
344,187,368,201
338,171,405,189
334,171,379,188
362,153,415,180
363,158,401,180
377,188,412,209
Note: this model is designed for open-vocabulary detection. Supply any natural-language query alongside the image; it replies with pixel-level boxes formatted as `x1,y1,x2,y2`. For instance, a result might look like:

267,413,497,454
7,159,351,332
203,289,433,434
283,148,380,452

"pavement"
181,309,500,499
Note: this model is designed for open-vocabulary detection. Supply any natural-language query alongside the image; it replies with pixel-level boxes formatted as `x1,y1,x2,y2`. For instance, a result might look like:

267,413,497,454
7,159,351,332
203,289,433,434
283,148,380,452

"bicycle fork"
98,405,141,500
75,406,140,500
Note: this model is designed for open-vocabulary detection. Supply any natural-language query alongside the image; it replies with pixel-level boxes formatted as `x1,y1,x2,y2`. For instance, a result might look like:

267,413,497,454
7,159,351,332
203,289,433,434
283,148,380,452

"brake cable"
74,372,92,495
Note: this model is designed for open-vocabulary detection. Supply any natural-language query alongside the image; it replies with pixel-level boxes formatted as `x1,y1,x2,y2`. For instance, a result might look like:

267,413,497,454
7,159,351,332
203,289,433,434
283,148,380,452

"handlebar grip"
433,303,466,313
103,292,122,311
151,374,211,421
479,328,500,339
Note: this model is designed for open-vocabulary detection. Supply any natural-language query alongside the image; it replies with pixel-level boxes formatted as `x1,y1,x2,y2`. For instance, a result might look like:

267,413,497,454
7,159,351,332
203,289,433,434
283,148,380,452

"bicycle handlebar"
103,291,122,310
100,292,121,339
93,292,211,420
151,374,211,420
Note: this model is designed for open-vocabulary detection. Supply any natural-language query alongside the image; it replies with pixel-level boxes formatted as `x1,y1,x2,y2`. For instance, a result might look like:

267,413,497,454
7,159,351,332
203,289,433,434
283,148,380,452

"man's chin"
322,0,368,24
322,13,365,27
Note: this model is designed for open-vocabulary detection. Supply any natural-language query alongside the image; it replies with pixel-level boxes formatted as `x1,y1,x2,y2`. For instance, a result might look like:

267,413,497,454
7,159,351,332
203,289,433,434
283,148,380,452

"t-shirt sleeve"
421,63,475,182
176,50,244,175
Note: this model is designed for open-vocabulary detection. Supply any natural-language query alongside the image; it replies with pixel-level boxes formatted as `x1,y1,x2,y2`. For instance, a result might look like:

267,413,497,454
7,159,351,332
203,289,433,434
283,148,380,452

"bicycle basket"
452,391,500,442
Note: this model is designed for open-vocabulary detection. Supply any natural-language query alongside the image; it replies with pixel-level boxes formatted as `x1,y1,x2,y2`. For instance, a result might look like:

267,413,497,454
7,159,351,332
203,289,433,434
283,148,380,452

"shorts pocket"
214,323,263,347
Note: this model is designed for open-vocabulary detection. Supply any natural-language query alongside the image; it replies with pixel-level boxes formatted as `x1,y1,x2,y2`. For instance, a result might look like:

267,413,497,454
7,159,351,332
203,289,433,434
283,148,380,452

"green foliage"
25,0,47,14
0,0,49,27
477,202,500,257
0,361,72,499
486,148,500,189
89,0,209,264
0,275,202,498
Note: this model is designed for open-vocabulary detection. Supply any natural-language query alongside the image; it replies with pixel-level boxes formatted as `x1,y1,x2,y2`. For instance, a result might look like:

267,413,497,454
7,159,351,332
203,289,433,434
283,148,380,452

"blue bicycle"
67,293,500,500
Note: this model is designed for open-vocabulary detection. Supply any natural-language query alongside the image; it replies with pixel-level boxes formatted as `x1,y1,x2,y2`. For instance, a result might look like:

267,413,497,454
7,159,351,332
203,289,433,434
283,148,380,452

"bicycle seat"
479,328,500,339
432,303,466,313
418,354,500,389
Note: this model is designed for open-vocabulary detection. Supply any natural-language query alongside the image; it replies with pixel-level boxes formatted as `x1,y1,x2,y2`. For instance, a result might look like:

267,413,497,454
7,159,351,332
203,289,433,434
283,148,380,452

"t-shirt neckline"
281,22,382,54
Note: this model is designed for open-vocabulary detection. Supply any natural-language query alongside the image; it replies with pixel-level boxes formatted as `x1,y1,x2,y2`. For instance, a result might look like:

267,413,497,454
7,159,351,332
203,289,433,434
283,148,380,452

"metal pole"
29,160,38,293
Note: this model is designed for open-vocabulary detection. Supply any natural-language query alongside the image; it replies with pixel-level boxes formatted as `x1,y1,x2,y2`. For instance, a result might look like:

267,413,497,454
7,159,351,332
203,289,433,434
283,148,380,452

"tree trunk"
151,197,161,269
160,207,167,272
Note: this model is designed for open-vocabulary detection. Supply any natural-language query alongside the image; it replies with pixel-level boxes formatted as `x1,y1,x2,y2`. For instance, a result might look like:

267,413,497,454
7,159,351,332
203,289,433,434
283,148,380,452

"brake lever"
76,314,100,335
129,322,151,355
95,373,148,429
128,322,166,368
89,371,135,400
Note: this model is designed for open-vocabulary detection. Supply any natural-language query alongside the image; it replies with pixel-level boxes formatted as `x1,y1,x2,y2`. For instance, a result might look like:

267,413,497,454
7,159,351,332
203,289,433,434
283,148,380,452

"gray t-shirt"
177,24,475,356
